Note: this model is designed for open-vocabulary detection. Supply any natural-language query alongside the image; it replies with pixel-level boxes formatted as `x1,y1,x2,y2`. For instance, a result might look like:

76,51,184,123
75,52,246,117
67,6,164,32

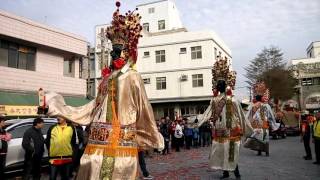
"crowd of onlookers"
1,112,320,179
1,114,214,180
156,116,214,154
0,116,87,180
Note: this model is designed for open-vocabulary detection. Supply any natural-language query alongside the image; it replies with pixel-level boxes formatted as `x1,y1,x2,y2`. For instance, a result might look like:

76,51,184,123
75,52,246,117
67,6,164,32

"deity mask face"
255,95,262,102
110,44,124,61
217,80,226,93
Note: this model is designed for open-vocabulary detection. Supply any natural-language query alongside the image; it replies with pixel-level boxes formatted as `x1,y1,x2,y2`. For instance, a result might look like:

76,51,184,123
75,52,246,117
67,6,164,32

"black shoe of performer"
220,172,229,179
304,156,312,160
220,175,229,179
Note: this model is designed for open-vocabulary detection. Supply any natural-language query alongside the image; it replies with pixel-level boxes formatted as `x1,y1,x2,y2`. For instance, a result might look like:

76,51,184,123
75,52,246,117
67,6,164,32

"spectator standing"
313,112,320,165
199,123,205,147
160,118,170,155
46,116,76,180
22,118,45,180
138,150,154,179
174,121,184,152
184,123,193,150
169,119,176,150
70,123,84,177
0,117,11,177
193,119,200,148
301,114,312,160
203,121,212,147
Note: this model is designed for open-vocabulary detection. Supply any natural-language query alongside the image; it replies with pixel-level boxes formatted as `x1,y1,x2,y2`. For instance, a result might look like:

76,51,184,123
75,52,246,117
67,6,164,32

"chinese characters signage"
0,105,38,116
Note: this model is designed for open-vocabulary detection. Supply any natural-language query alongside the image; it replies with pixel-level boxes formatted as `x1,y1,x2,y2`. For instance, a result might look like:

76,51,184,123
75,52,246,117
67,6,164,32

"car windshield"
8,124,32,139
7,121,56,139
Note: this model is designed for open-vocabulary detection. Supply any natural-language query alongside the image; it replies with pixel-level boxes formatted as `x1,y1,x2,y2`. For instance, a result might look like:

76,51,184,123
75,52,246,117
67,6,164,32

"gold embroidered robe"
198,94,252,171
45,68,164,180
243,102,279,152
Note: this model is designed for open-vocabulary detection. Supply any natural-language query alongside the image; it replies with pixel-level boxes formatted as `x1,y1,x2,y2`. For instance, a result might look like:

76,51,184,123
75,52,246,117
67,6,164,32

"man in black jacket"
22,117,45,180
70,123,84,177
160,118,170,155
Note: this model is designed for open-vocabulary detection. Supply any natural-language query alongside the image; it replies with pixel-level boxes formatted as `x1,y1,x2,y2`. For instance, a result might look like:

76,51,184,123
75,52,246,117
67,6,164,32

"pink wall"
0,66,86,96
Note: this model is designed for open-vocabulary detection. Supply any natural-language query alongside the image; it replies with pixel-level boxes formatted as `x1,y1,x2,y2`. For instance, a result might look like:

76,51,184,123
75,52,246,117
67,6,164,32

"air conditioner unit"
180,75,188,81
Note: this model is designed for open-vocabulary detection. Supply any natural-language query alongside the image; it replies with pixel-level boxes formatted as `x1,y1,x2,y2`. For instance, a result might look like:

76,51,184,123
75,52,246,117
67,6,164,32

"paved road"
146,136,320,180
8,136,320,180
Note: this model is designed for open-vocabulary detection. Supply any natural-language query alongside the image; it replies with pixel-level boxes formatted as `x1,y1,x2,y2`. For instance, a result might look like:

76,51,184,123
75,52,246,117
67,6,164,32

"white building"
136,0,232,119
137,0,183,33
89,24,112,97
87,46,96,98
92,0,232,119
290,41,320,113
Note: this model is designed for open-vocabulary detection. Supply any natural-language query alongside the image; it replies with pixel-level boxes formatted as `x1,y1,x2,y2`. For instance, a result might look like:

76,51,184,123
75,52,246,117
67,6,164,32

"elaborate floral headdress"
252,81,270,101
106,1,143,63
253,81,266,96
212,57,237,95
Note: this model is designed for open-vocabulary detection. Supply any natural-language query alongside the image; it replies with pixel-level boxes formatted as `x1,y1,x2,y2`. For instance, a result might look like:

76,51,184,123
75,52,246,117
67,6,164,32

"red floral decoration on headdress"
106,1,142,63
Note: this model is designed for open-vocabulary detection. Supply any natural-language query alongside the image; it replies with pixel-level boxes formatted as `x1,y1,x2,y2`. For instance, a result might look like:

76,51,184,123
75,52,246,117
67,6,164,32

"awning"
0,91,91,116
149,95,211,103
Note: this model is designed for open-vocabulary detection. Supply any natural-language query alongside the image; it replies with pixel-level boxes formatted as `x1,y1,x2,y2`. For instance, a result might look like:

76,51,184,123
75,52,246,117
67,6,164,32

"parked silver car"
4,118,57,174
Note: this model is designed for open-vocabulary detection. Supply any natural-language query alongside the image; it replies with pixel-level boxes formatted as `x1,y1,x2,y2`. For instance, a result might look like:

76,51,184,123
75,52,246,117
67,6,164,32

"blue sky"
1,0,320,99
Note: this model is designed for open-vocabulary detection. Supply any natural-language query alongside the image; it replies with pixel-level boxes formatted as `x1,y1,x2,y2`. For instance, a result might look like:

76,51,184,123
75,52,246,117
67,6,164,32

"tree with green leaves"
245,46,296,104
260,68,296,102
245,46,285,87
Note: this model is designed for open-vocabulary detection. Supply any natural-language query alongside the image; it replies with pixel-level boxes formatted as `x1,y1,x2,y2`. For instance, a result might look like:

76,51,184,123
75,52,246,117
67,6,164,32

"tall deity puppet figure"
243,81,279,156
197,57,253,179
43,2,164,179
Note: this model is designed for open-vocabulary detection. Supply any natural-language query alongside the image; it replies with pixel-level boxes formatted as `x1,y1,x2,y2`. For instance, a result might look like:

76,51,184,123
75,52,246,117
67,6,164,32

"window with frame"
143,51,150,57
302,78,312,86
196,105,207,114
155,50,165,63
158,20,165,30
156,77,166,90
180,48,187,54
148,7,155,14
143,23,149,32
143,78,151,84
192,74,203,87
191,46,202,59
313,77,320,85
0,40,9,67
63,58,74,77
90,59,95,71
0,39,36,71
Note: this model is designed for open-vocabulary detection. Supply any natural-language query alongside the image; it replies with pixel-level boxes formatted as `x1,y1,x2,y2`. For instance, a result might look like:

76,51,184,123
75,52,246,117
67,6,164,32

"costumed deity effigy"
42,2,164,179
197,57,253,179
243,81,279,156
